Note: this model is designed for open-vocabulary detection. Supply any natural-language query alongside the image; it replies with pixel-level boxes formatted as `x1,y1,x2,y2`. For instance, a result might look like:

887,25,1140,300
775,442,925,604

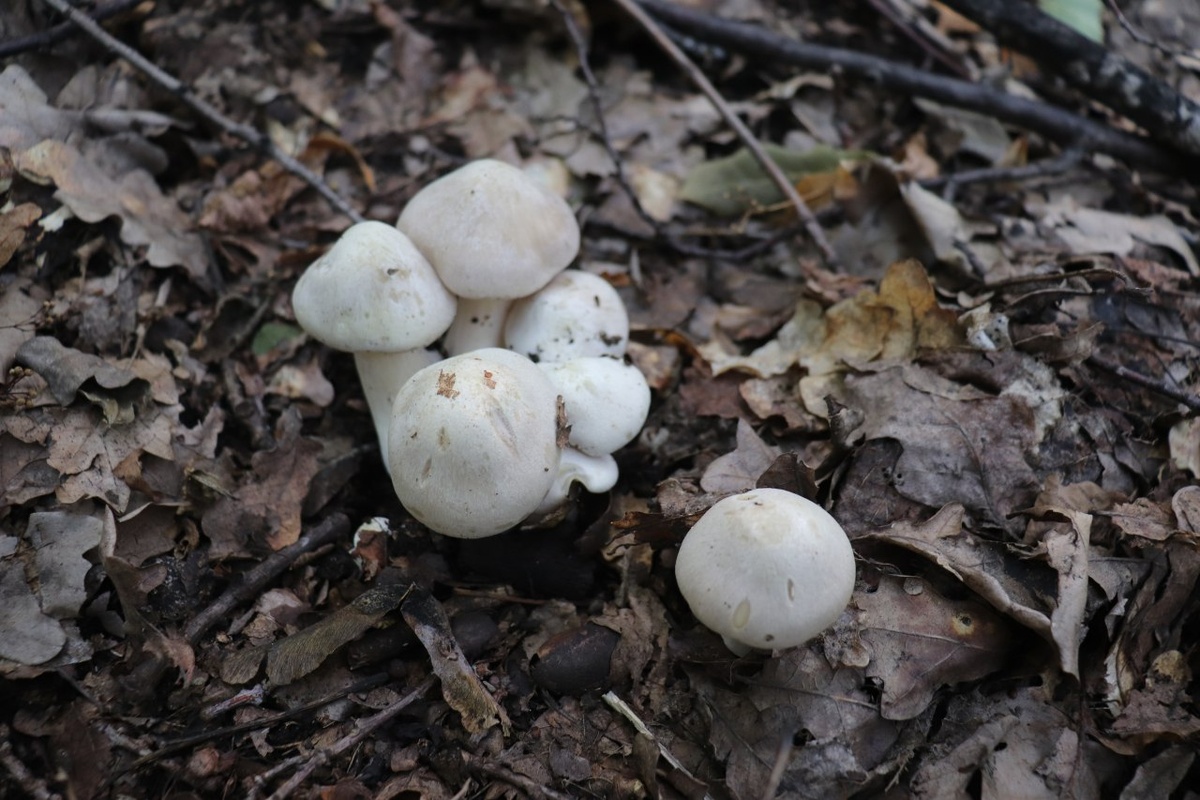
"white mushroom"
387,348,563,538
539,356,650,457
532,447,620,517
291,221,457,457
504,270,629,363
442,297,515,356
674,488,855,655
397,158,581,300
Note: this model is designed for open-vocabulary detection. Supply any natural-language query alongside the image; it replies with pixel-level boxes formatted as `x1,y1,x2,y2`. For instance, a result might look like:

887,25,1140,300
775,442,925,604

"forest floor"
2,1,1200,798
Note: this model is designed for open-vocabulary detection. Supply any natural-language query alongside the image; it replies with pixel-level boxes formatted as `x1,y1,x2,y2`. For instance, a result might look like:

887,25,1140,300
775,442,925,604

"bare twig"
0,0,142,59
602,691,714,800
37,0,365,223
460,752,577,800
920,148,1084,192
548,0,663,234
612,0,840,269
184,513,351,644
936,0,1200,158
636,0,1181,173
0,726,62,800
1086,354,1200,412
263,676,436,800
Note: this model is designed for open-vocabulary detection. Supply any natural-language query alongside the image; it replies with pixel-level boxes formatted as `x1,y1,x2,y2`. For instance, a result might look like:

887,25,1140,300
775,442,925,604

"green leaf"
252,321,303,356
1039,0,1104,42
680,144,868,217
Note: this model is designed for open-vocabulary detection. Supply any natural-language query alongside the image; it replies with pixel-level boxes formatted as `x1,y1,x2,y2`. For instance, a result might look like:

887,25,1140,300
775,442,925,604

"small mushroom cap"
504,270,629,363
292,221,457,352
388,348,562,538
397,159,581,299
674,488,855,652
540,356,650,456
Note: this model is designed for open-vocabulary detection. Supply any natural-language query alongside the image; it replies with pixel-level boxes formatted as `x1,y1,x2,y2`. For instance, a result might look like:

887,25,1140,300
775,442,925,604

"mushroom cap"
540,356,650,456
674,488,855,652
292,221,457,352
504,270,629,363
396,159,581,299
387,348,562,538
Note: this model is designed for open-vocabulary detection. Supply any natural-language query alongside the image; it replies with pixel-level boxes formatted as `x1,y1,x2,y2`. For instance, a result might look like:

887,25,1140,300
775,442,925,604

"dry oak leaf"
857,575,1012,719
0,404,175,512
15,139,208,282
863,506,1076,673
695,646,897,800
200,409,322,555
911,686,1102,800
701,259,963,385
841,364,1039,529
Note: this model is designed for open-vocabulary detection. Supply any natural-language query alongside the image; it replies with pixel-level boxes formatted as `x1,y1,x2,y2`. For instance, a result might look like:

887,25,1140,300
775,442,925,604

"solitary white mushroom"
674,488,855,655
504,270,629,363
291,221,457,457
387,348,563,538
397,159,581,356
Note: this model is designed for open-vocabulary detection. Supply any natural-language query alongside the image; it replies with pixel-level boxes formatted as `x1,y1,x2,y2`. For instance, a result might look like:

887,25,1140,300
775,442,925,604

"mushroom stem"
533,448,619,516
443,298,514,356
354,349,441,463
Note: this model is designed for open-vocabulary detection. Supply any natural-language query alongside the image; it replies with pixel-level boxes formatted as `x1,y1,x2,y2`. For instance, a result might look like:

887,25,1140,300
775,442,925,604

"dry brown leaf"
864,506,1063,659
858,575,1012,719
15,139,208,282
699,418,780,494
842,364,1039,529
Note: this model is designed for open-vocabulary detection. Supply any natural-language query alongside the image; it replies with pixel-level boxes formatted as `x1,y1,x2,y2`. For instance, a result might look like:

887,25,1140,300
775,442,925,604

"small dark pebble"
529,622,619,695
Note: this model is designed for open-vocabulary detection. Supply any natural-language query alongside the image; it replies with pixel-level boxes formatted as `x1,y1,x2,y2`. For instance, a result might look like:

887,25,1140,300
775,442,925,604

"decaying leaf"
402,586,509,735
857,576,1012,719
266,582,410,686
680,144,866,217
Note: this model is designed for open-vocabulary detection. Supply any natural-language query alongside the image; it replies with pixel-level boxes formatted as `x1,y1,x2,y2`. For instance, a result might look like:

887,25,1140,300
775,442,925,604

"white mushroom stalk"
442,297,514,356
387,349,563,538
291,221,457,459
674,488,856,655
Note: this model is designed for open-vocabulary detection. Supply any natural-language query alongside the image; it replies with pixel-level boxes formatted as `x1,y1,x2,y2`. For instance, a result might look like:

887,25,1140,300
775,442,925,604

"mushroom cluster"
291,159,650,538
674,488,856,655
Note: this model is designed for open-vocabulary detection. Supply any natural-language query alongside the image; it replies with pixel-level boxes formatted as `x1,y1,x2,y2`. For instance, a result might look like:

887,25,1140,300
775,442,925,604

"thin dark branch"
938,0,1200,158
613,0,840,269
37,0,366,223
262,676,437,800
1087,354,1200,412
0,0,141,59
636,0,1183,174
183,513,351,644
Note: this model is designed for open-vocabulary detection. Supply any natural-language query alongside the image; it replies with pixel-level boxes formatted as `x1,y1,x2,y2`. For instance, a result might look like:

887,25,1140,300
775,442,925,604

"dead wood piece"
0,725,62,800
460,752,576,800
636,0,1182,174
0,0,142,59
37,0,365,223
937,0,1200,158
1086,354,1200,413
183,512,352,645
261,675,436,800
613,0,839,269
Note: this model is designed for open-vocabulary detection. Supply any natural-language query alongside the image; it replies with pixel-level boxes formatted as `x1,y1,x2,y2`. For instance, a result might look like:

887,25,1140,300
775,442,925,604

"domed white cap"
504,270,629,363
396,159,581,299
292,221,457,352
387,348,562,538
540,356,650,456
674,488,855,653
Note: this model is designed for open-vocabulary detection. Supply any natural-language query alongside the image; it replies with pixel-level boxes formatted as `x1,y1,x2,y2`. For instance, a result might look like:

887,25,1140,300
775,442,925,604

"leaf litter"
2,0,1200,798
